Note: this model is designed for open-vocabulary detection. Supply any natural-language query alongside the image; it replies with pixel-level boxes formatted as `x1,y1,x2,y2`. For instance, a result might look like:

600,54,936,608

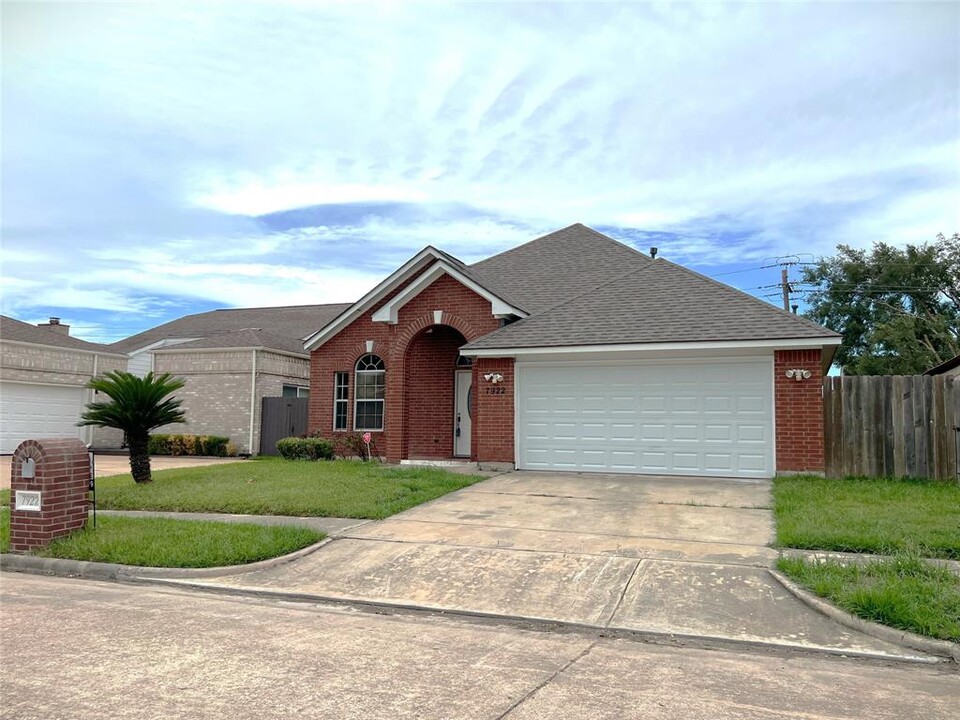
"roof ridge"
655,258,842,337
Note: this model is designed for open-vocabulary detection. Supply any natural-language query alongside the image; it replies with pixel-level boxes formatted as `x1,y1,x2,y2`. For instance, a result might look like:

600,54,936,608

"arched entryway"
402,324,472,460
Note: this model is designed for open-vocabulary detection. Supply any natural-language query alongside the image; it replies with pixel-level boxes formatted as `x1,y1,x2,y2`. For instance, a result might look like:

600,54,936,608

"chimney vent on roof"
37,317,70,335
650,247,658,259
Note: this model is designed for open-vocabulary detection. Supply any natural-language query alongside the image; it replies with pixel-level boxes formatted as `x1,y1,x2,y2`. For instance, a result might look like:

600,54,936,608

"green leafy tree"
79,371,186,483
801,234,959,375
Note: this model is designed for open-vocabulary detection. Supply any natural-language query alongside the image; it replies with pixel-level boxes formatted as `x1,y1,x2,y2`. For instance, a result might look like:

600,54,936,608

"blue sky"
2,1,957,343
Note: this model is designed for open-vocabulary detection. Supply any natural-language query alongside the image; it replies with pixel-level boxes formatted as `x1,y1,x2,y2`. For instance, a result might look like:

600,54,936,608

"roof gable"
463,258,842,351
304,246,527,350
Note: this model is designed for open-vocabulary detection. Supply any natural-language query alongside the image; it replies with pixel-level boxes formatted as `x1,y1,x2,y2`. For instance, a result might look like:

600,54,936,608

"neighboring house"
0,316,127,453
109,304,349,454
304,224,842,479
924,354,960,377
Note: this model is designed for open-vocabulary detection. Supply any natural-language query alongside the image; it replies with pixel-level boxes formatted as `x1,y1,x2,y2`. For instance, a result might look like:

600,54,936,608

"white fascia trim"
462,337,843,358
371,261,525,324
303,247,447,351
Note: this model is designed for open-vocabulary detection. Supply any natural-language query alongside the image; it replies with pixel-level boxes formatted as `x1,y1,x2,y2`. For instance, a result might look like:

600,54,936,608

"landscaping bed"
773,474,960,642
0,511,323,567
95,457,485,519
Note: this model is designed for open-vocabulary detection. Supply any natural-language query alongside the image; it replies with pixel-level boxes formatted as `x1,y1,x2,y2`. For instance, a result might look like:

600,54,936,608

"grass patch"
0,510,322,567
96,457,485,519
773,475,960,560
777,553,960,642
1,489,9,506
0,507,9,552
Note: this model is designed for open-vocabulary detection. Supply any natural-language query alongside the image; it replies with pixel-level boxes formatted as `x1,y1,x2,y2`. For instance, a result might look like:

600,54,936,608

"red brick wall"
9,438,89,552
310,267,501,462
774,349,825,472
474,358,515,463
404,325,463,458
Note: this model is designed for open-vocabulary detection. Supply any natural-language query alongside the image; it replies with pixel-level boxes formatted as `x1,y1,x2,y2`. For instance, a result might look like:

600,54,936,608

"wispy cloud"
2,1,956,342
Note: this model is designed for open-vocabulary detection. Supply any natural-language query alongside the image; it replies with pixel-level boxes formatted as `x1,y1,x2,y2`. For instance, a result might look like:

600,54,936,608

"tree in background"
79,371,186,483
801,234,959,375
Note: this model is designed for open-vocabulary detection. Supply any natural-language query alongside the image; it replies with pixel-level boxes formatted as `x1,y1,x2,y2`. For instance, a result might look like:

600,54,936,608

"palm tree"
79,371,186,484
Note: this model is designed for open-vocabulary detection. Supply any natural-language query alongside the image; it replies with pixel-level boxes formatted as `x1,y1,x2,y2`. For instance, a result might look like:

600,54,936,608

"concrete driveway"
195,471,925,660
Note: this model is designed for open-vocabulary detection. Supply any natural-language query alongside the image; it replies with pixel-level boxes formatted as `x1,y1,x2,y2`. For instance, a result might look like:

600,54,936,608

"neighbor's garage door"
0,382,87,454
516,358,773,478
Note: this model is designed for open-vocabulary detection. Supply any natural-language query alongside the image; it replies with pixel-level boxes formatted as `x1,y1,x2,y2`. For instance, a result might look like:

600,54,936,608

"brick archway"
399,324,469,460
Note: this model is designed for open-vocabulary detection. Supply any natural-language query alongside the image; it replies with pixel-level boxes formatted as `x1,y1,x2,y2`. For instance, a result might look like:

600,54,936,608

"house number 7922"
484,386,506,395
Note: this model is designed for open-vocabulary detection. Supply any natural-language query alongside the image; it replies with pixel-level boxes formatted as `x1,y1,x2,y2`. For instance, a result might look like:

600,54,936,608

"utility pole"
781,267,790,312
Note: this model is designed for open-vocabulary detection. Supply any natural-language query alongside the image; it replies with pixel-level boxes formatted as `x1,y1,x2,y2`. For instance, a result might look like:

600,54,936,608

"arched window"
354,354,385,431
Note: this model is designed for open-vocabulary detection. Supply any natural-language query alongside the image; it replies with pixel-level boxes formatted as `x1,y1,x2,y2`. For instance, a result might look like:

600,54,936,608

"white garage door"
516,358,773,478
0,382,87,454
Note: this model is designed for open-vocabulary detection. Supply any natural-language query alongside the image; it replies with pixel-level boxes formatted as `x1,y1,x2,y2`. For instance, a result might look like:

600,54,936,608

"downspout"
248,349,258,455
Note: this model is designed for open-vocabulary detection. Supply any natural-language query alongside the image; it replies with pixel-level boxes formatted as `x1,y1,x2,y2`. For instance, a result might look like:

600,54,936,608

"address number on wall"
484,387,506,395
15,490,42,512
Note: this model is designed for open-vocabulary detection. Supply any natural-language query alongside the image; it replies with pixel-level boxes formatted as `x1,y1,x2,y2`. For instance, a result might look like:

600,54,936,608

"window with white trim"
354,354,385,431
282,385,309,398
333,372,349,431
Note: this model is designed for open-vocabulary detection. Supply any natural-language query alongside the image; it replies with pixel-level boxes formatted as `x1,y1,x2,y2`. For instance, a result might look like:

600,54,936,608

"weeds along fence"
823,375,959,481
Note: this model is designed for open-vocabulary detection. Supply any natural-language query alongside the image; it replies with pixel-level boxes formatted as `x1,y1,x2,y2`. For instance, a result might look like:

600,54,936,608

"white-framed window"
354,354,385,431
333,372,349,431
282,385,309,398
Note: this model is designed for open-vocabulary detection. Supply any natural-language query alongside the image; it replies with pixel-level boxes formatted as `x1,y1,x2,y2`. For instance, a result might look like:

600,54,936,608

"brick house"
305,224,841,478
0,316,128,453
110,304,348,454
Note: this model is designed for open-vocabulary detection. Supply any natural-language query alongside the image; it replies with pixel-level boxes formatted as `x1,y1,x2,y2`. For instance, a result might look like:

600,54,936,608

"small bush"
276,437,335,461
330,431,381,461
148,434,232,457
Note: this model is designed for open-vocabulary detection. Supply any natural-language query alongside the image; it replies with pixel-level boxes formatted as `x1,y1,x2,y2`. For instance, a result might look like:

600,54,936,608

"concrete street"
2,573,957,720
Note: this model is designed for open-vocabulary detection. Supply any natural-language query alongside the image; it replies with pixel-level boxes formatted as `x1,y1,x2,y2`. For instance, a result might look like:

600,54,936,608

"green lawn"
0,510,322,567
773,475,960,560
777,553,960,642
95,457,485,519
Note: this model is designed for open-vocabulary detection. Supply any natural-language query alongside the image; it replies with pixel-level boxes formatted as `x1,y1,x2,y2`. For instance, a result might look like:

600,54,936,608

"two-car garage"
515,357,774,479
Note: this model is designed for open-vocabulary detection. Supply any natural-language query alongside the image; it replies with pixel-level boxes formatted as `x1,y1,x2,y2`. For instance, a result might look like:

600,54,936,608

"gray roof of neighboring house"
924,354,960,376
0,315,121,354
462,258,842,350
154,328,310,356
469,223,653,314
110,303,352,354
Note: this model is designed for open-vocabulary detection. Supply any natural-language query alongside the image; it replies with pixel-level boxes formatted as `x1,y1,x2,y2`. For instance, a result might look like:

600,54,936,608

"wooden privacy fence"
260,397,309,456
823,375,960,481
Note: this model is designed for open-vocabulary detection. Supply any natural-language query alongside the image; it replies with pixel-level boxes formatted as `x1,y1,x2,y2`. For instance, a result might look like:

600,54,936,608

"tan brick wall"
153,350,309,454
1,341,127,449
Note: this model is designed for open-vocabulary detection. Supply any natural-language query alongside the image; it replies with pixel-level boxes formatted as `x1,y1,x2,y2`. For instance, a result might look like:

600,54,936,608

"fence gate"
823,375,959,481
260,397,309,455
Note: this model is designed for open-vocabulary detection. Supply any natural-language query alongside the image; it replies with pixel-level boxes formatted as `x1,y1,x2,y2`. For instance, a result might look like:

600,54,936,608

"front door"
454,370,472,457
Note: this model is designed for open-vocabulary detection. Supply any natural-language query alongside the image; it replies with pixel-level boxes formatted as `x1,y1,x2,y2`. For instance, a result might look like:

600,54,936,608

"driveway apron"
185,471,933,660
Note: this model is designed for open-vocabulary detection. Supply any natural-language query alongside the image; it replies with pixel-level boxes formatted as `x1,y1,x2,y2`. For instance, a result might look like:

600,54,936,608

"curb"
0,537,333,580
129,577,943,665
768,568,960,663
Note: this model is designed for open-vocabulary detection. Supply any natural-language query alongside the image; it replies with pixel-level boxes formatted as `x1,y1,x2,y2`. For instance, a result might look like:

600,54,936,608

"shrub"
330,432,381,461
276,437,335,461
148,434,232,457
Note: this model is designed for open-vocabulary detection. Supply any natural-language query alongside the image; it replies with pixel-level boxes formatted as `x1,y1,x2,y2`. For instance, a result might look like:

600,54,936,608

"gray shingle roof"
463,258,841,350
154,328,310,356
469,223,653,314
0,315,121,353
110,303,352,354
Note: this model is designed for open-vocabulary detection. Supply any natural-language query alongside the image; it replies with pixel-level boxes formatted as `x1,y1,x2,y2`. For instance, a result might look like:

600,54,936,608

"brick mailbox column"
9,438,90,552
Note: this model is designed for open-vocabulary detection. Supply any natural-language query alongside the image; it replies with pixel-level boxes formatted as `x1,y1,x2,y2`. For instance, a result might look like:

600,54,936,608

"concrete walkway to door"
177,471,934,661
